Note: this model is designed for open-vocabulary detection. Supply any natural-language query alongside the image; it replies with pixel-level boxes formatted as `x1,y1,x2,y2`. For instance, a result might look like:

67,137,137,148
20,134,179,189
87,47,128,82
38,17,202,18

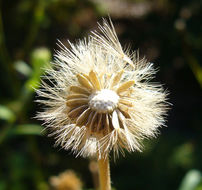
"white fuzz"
89,89,119,113
36,19,168,159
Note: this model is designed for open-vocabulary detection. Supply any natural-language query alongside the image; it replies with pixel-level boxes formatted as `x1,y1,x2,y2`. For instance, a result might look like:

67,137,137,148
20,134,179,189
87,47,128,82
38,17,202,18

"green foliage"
13,124,43,136
178,170,202,190
26,48,51,90
0,105,16,123
0,0,201,189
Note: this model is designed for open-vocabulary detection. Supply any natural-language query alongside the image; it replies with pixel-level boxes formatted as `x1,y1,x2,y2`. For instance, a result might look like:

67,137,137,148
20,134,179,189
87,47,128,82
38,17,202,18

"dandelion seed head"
36,18,168,159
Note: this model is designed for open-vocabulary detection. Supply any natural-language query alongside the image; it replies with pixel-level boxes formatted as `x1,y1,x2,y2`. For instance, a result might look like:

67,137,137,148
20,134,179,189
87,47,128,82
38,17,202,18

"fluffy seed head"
36,19,168,159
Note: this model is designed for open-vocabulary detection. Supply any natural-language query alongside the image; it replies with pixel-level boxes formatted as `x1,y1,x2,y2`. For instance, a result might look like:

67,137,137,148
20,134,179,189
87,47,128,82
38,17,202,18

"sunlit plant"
36,19,168,190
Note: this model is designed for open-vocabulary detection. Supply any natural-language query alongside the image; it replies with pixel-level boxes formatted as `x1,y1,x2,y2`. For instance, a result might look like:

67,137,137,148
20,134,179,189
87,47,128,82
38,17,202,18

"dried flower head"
36,19,168,159
50,170,82,190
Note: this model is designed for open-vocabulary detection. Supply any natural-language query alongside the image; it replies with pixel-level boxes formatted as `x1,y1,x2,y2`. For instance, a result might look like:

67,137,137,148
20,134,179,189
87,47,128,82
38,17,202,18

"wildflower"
50,170,82,190
36,19,168,159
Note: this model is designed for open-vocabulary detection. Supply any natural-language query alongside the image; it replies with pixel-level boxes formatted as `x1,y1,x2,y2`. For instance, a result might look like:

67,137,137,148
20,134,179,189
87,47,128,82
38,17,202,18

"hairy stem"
98,155,111,190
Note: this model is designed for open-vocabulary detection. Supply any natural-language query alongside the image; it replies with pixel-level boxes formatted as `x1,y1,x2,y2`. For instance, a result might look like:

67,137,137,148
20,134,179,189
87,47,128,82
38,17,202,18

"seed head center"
89,89,119,113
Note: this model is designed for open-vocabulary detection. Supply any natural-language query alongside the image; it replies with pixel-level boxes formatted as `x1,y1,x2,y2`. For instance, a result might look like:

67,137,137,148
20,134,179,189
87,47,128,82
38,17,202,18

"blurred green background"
0,0,202,189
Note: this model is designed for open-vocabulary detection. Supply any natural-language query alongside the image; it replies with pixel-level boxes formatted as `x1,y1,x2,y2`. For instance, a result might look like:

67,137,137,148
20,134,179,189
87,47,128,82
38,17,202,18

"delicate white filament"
88,89,119,113
36,19,168,159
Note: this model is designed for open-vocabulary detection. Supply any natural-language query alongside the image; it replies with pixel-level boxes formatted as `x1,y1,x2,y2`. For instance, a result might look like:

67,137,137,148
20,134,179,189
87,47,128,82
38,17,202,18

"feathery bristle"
36,19,168,159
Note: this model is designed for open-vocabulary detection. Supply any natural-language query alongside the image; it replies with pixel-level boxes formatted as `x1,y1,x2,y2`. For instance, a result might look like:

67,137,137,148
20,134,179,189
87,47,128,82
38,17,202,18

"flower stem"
98,155,111,190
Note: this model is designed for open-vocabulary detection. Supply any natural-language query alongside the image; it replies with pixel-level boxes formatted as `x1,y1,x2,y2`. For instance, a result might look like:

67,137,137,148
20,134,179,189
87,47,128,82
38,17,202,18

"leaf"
14,60,32,77
13,124,43,135
30,47,51,70
25,47,51,91
0,105,15,122
178,170,202,190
